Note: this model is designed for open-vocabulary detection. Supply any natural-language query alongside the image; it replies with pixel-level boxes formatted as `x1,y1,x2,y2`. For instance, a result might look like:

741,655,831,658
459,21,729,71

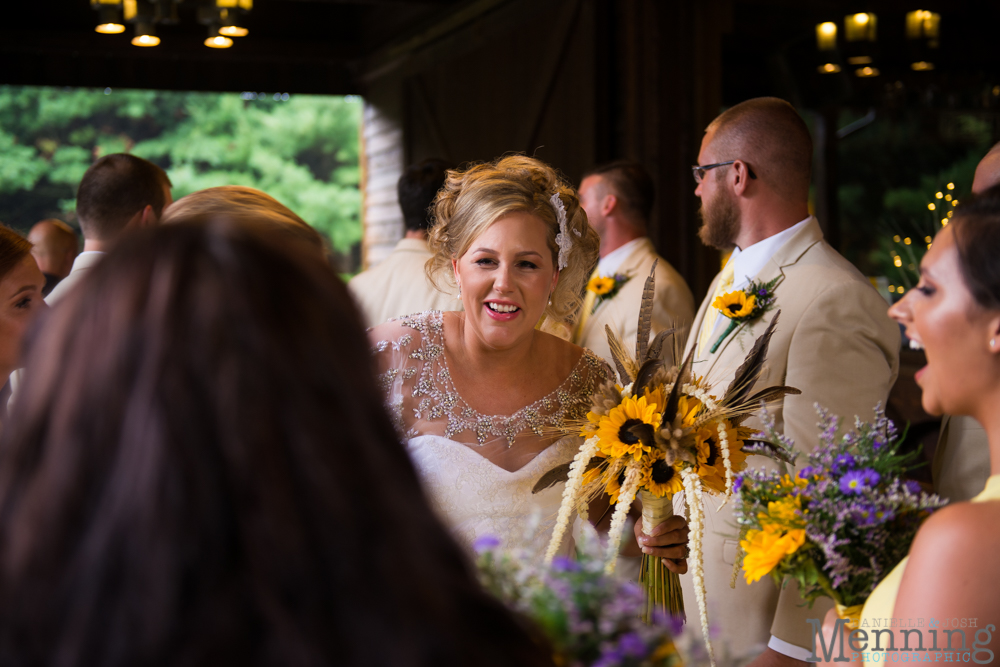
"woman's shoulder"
534,332,613,389
905,499,1000,576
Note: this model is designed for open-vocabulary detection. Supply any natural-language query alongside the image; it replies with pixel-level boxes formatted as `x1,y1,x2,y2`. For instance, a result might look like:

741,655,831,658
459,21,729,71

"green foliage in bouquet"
735,406,946,616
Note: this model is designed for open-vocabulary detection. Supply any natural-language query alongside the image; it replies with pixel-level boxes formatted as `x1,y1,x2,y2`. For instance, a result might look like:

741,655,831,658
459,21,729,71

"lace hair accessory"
551,192,581,271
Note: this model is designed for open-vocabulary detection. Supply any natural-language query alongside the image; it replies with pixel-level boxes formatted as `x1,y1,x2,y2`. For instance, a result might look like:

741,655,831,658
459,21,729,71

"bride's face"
889,223,1000,417
453,212,558,350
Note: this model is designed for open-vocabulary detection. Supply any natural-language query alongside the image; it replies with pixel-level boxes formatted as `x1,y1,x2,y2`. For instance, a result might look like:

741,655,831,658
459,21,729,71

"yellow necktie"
697,262,735,356
572,267,600,344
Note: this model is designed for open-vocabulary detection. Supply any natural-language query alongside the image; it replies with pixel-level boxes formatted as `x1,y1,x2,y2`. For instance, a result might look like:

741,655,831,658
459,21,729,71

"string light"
928,203,936,210
935,192,944,199
904,237,912,245
893,235,901,242
947,183,955,190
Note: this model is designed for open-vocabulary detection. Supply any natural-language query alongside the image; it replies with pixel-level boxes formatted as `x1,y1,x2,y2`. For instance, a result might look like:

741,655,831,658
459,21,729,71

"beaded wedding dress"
372,310,607,558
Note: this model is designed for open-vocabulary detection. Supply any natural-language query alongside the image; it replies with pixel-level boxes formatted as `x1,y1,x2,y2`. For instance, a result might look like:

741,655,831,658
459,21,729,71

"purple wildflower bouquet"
734,405,946,623
475,525,696,667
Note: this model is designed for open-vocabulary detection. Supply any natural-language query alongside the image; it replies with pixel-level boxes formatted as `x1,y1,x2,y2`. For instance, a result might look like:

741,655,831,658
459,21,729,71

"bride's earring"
456,284,462,300
992,338,996,350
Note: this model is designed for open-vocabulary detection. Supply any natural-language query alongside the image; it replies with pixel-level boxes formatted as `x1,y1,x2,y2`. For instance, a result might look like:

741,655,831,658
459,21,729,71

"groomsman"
933,142,1000,502
574,161,694,364
349,158,460,327
677,98,900,665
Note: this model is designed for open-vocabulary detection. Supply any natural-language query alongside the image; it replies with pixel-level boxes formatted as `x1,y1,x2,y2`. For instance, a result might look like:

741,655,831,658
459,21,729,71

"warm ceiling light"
906,10,940,41
845,12,877,41
818,63,841,74
218,25,248,37
95,22,125,33
205,35,234,48
132,33,160,46
855,66,880,77
816,22,837,50
911,61,934,71
847,56,872,65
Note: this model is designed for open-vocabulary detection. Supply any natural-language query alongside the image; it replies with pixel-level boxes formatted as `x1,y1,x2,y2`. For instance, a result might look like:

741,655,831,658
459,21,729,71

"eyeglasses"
691,161,757,184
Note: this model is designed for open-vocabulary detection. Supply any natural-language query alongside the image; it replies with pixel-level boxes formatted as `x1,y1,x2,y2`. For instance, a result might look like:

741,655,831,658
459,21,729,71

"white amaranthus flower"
717,421,734,510
544,436,600,565
604,461,642,575
682,466,716,667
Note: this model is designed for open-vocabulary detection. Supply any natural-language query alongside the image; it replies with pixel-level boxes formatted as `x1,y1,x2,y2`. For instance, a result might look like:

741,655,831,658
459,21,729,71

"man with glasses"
574,161,694,366
673,97,900,667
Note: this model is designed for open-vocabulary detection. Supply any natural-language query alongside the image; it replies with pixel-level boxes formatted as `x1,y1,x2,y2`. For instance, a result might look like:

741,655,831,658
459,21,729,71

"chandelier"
90,0,252,49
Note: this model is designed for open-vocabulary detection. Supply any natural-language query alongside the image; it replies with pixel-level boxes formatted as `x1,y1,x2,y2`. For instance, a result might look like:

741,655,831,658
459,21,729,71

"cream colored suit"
348,238,460,328
45,251,105,305
576,238,694,367
674,219,900,659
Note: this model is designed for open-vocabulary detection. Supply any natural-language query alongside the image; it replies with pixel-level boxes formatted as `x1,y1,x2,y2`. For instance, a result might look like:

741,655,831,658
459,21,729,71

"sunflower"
712,290,756,319
694,420,747,492
740,524,806,584
641,451,685,497
642,385,667,412
587,276,616,296
596,395,661,461
604,466,627,503
675,394,703,427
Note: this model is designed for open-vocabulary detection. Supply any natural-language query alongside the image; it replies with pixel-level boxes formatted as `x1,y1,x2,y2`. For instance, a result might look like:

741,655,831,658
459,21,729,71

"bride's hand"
634,516,689,574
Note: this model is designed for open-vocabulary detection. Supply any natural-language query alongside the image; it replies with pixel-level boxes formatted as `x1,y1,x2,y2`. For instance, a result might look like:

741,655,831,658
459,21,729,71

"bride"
371,156,688,565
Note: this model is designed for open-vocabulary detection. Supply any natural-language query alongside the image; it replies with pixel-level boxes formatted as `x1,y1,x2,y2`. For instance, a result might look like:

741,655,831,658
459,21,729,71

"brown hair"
0,225,33,282
582,160,655,224
0,219,552,667
951,184,1000,311
75,154,172,241
398,159,454,232
161,186,325,252
705,97,812,201
426,155,599,322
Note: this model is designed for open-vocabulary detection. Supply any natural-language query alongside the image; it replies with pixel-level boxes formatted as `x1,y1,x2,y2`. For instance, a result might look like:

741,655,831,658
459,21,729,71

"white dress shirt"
596,237,645,277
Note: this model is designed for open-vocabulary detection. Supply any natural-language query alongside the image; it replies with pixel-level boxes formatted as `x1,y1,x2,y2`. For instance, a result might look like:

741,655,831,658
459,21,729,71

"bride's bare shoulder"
904,499,1000,580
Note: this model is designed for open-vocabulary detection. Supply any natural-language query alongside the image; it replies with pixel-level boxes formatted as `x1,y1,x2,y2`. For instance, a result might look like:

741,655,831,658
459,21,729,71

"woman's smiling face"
453,211,558,351
888,223,1000,417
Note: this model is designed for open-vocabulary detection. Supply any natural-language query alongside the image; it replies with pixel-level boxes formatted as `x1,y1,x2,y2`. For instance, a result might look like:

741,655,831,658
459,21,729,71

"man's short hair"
76,154,172,241
582,161,655,223
706,97,812,202
398,159,454,232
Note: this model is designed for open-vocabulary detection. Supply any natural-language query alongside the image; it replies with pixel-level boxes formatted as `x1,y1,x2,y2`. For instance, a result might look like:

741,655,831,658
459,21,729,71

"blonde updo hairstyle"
426,155,599,323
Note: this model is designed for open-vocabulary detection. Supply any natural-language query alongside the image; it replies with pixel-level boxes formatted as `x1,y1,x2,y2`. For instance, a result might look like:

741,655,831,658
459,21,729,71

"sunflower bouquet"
734,405,947,628
535,263,799,664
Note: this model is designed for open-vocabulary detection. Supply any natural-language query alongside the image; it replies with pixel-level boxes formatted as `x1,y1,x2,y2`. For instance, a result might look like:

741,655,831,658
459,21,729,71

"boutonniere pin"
586,273,630,312
709,277,779,353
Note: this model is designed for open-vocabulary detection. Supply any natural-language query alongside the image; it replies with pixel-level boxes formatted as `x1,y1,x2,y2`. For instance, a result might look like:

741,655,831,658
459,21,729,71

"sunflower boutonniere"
709,276,780,353
587,273,630,312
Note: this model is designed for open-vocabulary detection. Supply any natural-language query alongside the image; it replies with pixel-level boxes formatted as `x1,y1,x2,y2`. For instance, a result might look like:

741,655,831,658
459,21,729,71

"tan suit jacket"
577,238,694,368
933,415,991,502
348,238,461,328
45,251,105,305
674,219,900,658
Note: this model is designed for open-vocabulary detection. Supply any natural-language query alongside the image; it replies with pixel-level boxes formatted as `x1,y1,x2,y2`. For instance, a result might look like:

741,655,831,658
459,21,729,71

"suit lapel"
581,239,653,341
699,218,823,376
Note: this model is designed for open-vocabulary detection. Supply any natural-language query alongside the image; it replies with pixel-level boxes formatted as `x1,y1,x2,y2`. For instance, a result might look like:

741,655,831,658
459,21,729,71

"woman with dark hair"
0,225,45,412
818,187,1000,663
0,218,552,666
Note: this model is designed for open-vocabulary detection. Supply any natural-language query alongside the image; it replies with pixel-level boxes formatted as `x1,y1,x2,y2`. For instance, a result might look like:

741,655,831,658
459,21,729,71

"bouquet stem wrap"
836,603,864,631
638,490,685,623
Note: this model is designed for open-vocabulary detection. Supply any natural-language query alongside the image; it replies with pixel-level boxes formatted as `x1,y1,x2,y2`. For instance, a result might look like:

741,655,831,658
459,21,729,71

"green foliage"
0,85,361,255
837,109,991,287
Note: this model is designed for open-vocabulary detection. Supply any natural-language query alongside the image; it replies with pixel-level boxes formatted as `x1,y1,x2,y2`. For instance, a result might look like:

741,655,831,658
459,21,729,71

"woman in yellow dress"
821,188,1000,664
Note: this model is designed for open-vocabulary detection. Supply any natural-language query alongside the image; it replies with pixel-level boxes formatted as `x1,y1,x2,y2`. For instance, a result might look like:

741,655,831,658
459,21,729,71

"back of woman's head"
161,186,325,252
426,155,600,322
0,225,33,283
951,184,1000,311
0,219,550,667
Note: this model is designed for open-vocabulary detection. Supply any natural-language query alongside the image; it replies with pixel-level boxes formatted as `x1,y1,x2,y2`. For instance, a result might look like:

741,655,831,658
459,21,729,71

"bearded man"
669,97,900,666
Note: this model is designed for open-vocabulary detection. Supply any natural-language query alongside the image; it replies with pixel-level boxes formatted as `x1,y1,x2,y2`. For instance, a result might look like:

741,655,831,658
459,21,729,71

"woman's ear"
451,258,460,291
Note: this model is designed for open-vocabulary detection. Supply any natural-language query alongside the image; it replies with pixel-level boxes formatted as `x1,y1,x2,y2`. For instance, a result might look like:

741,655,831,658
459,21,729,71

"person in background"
27,219,77,296
574,161,694,367
349,158,461,327
681,97,899,666
0,225,46,420
931,141,1000,503
48,153,172,305
161,185,325,255
0,217,553,667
